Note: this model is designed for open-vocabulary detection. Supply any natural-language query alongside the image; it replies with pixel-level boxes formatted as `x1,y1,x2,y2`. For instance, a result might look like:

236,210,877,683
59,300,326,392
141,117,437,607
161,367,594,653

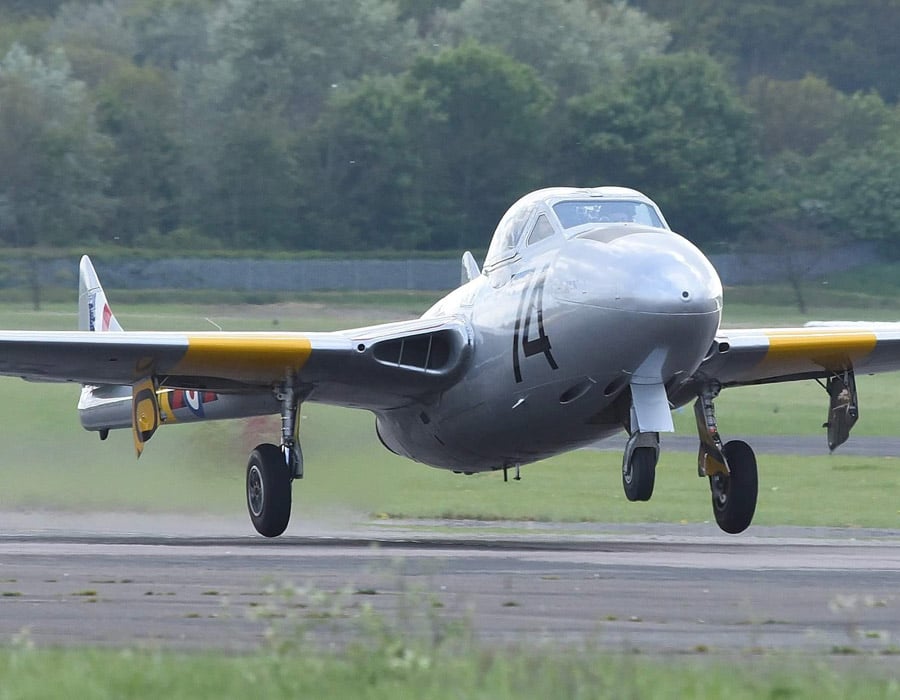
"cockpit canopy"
552,199,664,229
483,187,669,270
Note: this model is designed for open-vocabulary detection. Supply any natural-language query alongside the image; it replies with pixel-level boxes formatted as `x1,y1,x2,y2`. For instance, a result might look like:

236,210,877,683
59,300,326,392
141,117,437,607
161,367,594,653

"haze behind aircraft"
0,187,895,537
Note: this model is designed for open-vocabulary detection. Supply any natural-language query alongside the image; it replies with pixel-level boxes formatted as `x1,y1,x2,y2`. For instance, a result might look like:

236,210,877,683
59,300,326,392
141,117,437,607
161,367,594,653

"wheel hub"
710,473,729,509
247,465,264,517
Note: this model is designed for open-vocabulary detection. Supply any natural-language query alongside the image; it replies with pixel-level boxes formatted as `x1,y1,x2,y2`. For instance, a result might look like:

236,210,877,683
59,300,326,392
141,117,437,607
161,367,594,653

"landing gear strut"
245,374,304,537
694,382,758,534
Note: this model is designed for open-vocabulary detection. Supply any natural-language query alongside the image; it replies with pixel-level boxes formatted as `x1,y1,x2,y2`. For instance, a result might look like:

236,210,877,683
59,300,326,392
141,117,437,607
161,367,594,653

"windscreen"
553,200,665,230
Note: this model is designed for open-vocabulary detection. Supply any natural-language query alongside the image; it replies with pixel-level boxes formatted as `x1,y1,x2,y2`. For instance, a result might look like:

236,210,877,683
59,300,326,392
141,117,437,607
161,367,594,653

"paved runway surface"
1,512,898,655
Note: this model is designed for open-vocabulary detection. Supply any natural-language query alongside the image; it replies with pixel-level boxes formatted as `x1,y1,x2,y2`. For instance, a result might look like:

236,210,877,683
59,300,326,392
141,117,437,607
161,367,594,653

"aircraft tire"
710,440,758,534
623,447,656,501
246,443,292,538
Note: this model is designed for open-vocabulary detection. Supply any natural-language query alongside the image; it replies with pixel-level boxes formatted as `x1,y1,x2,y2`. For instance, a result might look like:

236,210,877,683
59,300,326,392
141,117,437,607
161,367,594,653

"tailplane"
78,255,123,332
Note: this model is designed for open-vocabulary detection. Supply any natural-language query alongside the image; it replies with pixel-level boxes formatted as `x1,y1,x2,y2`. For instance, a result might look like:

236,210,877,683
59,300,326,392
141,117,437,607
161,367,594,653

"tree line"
1,0,900,257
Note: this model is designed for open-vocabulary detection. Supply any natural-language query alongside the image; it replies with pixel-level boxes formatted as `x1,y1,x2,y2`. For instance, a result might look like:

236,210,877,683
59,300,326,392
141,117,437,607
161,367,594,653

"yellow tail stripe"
173,335,313,382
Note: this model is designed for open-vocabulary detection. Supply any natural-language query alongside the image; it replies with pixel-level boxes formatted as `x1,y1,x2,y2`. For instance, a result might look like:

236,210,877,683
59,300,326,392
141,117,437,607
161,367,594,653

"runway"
1,513,898,655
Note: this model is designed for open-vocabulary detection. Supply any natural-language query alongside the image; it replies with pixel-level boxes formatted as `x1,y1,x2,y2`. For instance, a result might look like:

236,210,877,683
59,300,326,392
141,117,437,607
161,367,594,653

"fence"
0,243,879,293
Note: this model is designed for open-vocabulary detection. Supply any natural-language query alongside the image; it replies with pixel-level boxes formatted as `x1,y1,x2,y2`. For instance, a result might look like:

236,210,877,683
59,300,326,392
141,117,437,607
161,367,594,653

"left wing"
696,322,900,387
0,317,472,411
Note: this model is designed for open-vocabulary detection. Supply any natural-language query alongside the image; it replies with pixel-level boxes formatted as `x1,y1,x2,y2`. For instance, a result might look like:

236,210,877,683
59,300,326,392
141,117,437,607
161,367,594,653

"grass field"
1,644,897,700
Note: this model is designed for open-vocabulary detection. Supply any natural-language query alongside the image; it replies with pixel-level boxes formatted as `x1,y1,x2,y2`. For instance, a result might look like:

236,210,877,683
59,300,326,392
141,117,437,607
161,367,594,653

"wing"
0,316,472,410
696,322,900,387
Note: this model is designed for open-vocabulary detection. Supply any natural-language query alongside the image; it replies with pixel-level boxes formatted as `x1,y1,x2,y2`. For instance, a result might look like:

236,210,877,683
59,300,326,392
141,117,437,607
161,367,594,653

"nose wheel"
623,446,657,501
622,430,659,501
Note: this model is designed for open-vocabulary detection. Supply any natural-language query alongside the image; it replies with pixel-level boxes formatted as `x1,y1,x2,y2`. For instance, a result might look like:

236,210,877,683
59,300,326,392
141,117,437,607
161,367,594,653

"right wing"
696,323,900,387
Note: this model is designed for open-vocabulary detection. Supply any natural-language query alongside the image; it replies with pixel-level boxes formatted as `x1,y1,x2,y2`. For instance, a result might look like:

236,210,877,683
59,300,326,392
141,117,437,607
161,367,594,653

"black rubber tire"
623,446,656,502
710,440,758,534
246,443,292,538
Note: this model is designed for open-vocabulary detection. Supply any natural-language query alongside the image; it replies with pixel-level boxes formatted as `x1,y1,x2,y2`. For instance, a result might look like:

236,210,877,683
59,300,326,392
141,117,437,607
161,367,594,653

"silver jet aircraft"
0,187,895,537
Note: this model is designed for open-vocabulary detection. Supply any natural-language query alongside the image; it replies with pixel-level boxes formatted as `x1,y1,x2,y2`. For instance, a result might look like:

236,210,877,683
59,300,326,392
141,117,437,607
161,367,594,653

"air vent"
372,330,455,371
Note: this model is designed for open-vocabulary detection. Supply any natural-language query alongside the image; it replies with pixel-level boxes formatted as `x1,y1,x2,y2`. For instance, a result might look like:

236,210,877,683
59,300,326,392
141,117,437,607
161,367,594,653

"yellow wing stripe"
172,335,313,382
763,331,877,370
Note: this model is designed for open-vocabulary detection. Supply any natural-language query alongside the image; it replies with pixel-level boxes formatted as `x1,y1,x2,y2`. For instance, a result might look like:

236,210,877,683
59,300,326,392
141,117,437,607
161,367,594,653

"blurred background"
1,0,899,262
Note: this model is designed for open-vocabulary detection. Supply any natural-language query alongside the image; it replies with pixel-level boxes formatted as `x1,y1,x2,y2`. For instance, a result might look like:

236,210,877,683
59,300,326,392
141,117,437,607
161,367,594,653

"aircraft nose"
551,228,723,316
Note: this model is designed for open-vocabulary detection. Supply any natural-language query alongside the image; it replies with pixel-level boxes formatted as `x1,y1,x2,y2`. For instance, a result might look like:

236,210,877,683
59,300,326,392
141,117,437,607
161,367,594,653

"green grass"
0,645,897,700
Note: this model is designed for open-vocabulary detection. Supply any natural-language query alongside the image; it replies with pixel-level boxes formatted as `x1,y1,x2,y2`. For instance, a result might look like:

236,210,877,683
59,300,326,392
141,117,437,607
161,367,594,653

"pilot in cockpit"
599,201,637,223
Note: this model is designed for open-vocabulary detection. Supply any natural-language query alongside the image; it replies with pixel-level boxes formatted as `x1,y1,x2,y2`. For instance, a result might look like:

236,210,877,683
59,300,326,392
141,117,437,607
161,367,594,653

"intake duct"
371,330,458,372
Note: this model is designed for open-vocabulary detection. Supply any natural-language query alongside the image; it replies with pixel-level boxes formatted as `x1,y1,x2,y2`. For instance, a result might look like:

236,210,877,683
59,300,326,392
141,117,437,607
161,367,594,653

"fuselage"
375,188,723,471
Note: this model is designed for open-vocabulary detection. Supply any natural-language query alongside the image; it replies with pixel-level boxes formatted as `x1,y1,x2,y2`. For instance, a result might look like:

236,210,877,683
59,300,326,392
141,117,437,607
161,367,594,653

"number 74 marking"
512,267,558,383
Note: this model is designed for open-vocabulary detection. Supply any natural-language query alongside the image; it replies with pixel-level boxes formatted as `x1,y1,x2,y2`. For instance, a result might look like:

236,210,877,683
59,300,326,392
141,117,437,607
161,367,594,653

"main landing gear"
246,376,304,537
694,382,758,534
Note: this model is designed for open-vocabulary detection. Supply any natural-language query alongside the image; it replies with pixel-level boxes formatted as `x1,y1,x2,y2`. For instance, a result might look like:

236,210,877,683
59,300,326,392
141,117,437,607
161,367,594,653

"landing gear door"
132,376,160,458
825,370,858,451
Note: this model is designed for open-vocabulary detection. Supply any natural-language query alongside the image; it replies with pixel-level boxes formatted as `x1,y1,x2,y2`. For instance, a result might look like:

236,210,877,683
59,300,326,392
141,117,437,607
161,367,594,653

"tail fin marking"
78,255,123,332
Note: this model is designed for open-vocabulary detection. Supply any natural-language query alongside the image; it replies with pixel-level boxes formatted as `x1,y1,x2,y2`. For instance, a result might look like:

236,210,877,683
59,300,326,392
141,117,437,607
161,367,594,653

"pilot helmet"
604,201,636,222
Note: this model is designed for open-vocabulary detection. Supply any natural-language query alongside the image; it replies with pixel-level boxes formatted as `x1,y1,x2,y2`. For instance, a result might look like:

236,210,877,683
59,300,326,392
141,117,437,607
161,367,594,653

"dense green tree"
435,0,669,99
746,75,900,156
631,0,900,102
2,0,900,258
0,45,111,247
94,62,179,244
394,0,461,35
208,0,422,126
298,42,553,250
297,76,423,250
559,52,760,244
804,134,900,253
741,76,900,253
45,1,137,86
126,0,218,68
403,41,554,249
745,75,849,157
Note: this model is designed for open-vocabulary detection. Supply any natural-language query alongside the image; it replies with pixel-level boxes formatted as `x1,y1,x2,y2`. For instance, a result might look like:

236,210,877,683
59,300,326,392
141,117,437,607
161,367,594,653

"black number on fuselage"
513,268,558,383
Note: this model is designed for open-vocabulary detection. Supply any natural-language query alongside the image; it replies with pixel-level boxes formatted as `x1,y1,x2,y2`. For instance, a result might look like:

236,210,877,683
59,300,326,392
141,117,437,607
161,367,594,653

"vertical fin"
78,255,123,332
461,251,481,284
